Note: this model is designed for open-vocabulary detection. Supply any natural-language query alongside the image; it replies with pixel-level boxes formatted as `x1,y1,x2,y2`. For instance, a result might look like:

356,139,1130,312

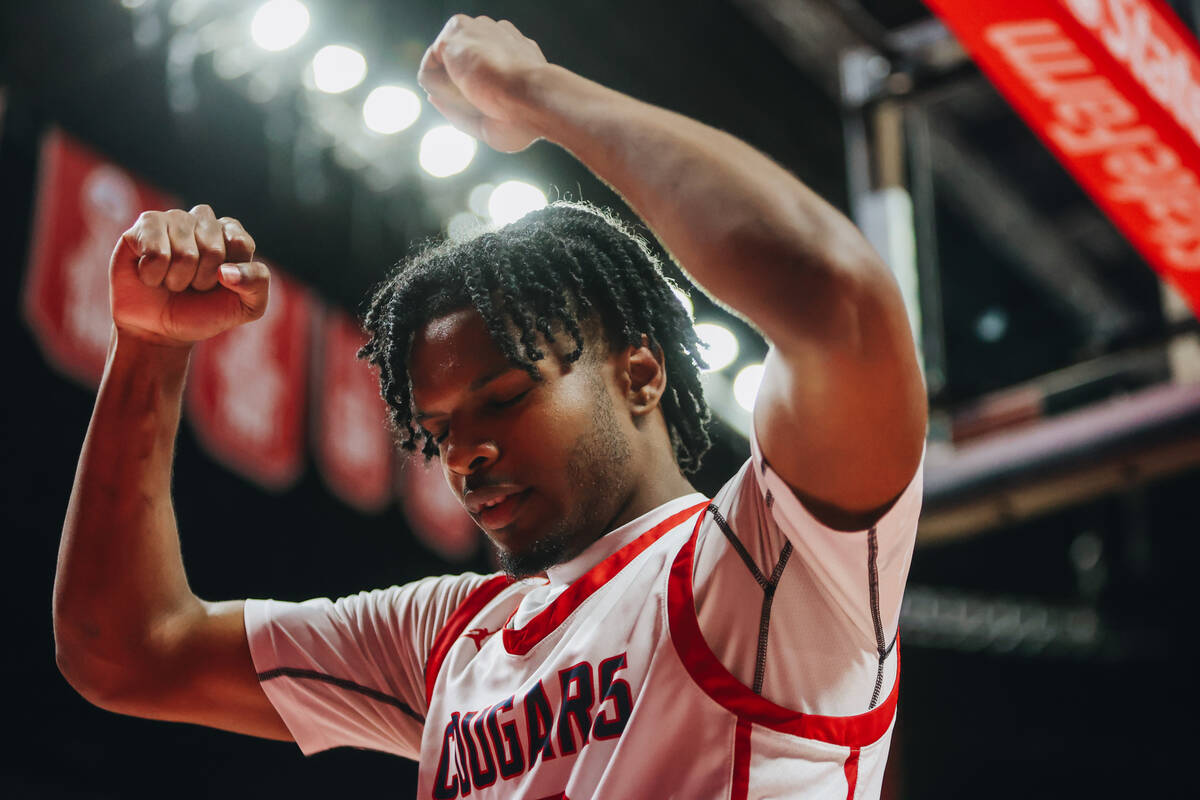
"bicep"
753,266,926,530
107,600,292,742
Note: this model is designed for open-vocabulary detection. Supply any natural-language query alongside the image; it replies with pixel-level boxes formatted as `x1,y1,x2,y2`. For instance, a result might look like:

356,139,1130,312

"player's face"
408,307,637,578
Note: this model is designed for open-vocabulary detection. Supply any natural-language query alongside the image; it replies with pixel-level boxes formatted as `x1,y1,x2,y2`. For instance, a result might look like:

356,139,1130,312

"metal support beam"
922,120,1136,350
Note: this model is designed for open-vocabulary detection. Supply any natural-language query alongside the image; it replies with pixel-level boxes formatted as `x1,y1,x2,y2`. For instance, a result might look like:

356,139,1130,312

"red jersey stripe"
668,507,900,748
844,747,861,799
731,718,753,800
425,574,513,704
501,500,709,655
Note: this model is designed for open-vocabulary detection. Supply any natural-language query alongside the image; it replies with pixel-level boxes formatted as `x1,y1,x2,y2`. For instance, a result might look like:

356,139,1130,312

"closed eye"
491,389,530,410
419,388,529,444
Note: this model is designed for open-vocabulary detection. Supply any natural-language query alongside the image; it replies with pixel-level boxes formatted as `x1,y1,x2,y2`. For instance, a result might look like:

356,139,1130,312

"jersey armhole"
424,574,513,705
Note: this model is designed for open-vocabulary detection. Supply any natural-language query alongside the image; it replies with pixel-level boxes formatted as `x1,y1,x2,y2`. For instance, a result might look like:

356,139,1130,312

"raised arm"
53,206,290,739
420,16,927,529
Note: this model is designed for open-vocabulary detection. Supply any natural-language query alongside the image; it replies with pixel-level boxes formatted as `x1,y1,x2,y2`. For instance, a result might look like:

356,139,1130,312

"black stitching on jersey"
708,503,769,588
707,504,793,695
258,667,424,723
867,527,890,709
753,541,793,694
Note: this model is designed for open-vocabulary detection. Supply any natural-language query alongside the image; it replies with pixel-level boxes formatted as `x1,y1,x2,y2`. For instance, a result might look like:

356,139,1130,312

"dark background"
3,1,1198,797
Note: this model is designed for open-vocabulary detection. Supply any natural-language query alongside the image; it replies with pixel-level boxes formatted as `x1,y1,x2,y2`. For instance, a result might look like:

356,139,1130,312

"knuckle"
136,239,163,259
189,203,214,216
138,233,167,257
197,239,224,259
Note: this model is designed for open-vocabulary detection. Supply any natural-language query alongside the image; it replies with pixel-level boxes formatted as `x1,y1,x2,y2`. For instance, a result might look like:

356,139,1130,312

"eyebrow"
413,366,521,422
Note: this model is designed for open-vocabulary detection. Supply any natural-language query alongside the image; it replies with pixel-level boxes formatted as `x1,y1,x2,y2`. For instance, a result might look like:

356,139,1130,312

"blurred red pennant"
397,453,481,563
313,309,395,513
185,267,312,491
23,129,179,386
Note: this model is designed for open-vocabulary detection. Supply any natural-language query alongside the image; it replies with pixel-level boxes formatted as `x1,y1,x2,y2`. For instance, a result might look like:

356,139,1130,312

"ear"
625,334,667,418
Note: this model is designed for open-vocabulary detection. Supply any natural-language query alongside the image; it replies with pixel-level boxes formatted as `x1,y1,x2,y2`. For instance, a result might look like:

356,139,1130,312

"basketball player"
54,15,927,799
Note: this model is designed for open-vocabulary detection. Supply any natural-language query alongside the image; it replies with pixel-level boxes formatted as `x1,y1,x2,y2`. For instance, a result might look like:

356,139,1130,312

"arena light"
468,183,496,216
363,85,421,134
733,363,765,412
168,0,206,27
487,180,547,225
312,45,367,94
447,212,484,243
251,0,309,52
694,322,738,372
419,125,477,177
213,44,256,80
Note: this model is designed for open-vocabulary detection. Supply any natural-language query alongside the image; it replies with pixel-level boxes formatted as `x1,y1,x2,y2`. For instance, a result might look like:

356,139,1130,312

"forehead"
408,308,509,396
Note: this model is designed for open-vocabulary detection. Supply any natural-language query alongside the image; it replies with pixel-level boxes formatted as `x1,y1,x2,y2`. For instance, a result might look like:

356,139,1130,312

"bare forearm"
522,65,881,344
54,330,200,695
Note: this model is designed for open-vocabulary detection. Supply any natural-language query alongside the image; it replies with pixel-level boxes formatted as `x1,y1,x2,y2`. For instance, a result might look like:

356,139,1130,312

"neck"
603,447,698,535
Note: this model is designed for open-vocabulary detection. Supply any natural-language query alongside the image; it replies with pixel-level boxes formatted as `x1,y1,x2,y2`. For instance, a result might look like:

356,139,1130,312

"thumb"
218,261,271,321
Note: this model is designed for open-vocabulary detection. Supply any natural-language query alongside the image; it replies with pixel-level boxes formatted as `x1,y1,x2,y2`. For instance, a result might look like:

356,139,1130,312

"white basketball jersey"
246,428,923,799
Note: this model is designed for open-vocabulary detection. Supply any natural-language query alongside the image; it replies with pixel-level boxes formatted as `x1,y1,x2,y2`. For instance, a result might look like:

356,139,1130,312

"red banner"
22,128,484,540
397,454,480,562
185,267,312,491
23,129,179,386
923,0,1200,317
313,310,395,512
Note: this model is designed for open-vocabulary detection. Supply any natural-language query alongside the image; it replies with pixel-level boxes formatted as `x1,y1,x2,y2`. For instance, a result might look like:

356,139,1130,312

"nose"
443,428,499,476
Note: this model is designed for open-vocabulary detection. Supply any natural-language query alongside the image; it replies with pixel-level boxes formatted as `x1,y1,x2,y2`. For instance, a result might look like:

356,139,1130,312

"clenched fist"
110,204,269,347
418,15,549,153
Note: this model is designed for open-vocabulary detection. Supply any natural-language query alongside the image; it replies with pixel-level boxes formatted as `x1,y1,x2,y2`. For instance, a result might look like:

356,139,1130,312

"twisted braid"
358,200,712,474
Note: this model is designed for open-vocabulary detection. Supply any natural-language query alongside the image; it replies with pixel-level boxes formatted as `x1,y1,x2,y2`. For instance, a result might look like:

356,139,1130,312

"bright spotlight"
251,0,309,52
672,286,694,320
312,45,367,94
363,85,421,134
168,0,206,26
468,183,495,217
213,45,254,80
419,125,477,177
694,322,738,372
487,180,546,225
447,212,484,243
733,363,765,411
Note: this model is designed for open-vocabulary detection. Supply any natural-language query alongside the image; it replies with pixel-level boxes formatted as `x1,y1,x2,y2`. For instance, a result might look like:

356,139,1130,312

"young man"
54,15,926,799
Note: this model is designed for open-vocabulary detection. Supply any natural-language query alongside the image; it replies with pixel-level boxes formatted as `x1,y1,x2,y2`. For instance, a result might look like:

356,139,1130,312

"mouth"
475,488,532,531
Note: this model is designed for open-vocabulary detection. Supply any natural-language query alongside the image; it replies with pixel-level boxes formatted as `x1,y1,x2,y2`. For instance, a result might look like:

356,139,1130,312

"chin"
491,523,576,580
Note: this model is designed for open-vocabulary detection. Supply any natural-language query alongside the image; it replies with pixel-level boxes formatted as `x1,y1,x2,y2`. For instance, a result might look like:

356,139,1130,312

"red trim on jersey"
731,718,752,800
502,501,710,655
425,575,513,704
843,747,861,799
667,510,900,749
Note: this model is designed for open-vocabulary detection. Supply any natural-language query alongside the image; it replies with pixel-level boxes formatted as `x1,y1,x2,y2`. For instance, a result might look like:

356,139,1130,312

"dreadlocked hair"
358,200,713,475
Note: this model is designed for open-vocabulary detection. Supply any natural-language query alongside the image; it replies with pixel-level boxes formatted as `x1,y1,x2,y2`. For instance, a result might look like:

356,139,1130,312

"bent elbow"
54,640,146,713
